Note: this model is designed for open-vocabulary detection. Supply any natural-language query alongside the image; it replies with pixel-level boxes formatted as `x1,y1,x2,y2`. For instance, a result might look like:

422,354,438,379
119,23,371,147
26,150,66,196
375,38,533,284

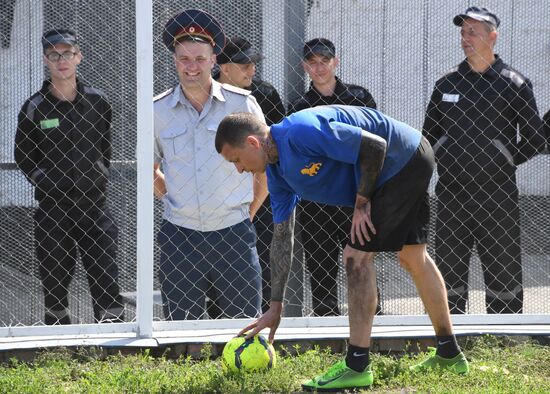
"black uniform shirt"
423,56,544,186
249,77,285,126
14,79,113,205
287,76,377,115
212,71,285,127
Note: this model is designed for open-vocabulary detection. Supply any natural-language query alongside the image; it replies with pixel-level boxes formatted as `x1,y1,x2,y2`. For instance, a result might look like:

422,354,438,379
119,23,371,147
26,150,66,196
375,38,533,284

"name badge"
40,118,60,129
442,93,459,103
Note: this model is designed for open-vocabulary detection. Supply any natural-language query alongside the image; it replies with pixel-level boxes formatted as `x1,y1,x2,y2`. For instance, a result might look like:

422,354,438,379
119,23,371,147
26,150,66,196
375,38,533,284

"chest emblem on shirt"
300,162,322,176
442,93,459,103
40,118,60,129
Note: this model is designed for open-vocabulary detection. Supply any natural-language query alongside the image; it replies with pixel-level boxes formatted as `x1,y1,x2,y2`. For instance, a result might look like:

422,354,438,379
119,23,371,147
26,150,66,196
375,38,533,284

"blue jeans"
158,219,262,320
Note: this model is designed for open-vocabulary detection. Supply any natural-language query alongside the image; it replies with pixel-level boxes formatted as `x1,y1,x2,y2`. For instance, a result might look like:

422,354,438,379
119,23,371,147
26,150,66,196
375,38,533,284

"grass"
0,335,548,393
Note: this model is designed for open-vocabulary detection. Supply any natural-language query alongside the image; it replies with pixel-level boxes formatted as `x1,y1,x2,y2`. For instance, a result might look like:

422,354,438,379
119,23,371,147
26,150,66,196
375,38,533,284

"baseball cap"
303,38,336,59
217,36,263,64
42,29,78,50
453,6,500,28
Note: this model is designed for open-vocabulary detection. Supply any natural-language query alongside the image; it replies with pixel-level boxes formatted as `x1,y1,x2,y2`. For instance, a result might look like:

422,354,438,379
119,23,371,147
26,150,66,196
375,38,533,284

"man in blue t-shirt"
215,105,468,391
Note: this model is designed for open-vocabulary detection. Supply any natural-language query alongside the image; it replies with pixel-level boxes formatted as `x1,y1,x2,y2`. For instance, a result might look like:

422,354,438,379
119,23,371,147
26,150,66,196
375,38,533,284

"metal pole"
284,0,306,105
135,0,154,338
283,0,306,317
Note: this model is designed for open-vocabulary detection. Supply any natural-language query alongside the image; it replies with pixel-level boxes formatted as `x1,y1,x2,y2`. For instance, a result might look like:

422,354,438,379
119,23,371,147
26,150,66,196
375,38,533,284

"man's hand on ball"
238,301,283,343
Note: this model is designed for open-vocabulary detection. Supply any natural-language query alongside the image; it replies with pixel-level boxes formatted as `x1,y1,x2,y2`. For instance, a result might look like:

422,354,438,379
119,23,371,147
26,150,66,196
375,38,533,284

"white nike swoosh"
353,352,367,357
438,340,452,345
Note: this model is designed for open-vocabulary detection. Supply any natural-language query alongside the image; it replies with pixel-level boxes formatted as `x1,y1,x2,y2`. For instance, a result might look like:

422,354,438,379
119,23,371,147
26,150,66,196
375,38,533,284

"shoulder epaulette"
83,86,107,98
443,66,459,77
346,84,367,93
25,94,45,120
221,83,251,96
257,79,275,89
154,88,174,102
253,79,275,95
500,68,526,88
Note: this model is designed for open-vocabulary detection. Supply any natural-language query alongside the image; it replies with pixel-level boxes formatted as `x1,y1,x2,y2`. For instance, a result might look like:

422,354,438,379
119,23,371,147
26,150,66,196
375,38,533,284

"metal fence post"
283,0,306,317
135,0,154,338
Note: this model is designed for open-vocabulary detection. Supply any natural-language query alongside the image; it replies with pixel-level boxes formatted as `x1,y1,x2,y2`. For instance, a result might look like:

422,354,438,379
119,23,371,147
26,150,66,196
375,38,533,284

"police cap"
162,9,226,54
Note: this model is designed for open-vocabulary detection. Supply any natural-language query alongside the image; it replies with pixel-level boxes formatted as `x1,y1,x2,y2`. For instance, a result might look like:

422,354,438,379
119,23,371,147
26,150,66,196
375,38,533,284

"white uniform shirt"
154,81,265,232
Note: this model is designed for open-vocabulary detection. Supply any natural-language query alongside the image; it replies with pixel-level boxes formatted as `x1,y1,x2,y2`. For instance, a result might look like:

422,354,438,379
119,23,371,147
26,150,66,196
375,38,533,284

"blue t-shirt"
267,105,422,223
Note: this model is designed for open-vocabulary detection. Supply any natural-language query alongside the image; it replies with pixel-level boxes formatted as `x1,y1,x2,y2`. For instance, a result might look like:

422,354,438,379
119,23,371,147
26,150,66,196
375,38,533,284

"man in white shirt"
153,9,267,320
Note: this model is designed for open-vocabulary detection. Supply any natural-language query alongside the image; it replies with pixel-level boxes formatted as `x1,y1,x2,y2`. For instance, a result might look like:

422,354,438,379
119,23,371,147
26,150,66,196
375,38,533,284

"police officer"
14,29,124,324
423,7,545,314
288,38,378,316
214,36,285,313
154,10,266,320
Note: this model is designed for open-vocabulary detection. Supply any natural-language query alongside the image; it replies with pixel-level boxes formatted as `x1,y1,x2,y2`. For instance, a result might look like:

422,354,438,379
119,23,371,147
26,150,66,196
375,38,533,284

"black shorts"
347,136,435,252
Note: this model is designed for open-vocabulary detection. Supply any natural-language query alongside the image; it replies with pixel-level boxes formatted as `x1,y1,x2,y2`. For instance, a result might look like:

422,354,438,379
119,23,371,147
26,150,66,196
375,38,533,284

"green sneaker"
302,360,373,392
410,347,469,375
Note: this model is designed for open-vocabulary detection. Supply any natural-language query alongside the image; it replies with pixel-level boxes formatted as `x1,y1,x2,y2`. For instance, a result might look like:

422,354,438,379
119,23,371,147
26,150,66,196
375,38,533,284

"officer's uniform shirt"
267,105,422,223
423,55,544,187
154,80,264,232
288,77,376,115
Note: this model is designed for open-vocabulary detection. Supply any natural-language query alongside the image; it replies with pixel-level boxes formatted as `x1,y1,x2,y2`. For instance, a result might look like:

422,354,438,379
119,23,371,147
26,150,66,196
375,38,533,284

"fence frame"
135,0,154,339
1,0,550,348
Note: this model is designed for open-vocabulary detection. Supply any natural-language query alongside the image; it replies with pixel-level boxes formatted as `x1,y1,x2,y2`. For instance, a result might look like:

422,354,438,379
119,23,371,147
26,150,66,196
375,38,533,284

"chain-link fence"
1,0,549,330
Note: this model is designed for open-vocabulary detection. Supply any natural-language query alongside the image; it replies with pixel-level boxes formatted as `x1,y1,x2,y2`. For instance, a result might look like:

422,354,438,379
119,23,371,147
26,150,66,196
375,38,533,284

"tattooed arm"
269,210,296,302
357,130,387,199
351,130,386,246
239,209,295,342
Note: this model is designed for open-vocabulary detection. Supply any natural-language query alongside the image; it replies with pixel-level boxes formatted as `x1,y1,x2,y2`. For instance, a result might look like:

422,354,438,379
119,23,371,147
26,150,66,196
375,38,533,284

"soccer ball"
221,334,276,373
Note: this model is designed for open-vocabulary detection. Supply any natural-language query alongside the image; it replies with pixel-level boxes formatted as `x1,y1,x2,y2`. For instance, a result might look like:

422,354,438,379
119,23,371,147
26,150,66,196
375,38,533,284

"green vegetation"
0,336,548,393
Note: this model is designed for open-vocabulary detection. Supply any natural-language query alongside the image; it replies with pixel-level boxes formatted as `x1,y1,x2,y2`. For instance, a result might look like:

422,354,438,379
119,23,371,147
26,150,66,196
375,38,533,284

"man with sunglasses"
15,29,124,325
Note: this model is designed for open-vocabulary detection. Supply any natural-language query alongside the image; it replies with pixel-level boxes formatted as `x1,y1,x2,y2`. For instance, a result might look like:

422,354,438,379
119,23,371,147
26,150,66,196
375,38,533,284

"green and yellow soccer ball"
221,334,276,373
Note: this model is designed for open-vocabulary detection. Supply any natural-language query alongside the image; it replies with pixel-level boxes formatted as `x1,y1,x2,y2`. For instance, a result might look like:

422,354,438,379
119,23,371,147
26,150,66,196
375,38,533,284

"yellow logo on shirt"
301,162,322,176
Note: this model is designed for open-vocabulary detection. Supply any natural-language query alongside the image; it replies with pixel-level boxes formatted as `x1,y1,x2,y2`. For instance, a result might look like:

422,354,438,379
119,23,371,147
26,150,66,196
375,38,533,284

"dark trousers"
158,219,261,320
34,202,123,324
300,202,350,316
208,200,271,316
435,182,523,314
300,202,383,316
